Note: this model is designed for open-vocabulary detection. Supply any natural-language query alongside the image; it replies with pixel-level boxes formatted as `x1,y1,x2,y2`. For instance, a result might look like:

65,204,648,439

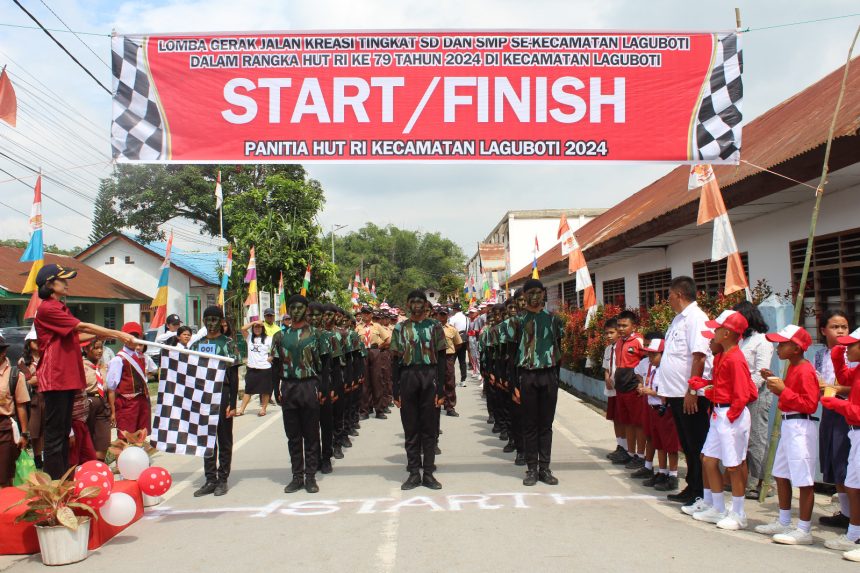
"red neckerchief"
85,360,105,398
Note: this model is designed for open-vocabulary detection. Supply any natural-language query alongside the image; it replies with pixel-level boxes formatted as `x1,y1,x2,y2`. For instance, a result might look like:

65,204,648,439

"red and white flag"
566,232,597,318
557,214,574,257
214,170,223,210
0,68,17,128
691,164,749,296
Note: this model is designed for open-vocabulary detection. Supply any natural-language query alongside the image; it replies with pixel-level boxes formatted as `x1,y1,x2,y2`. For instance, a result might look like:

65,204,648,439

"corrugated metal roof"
0,246,150,301
510,56,860,283
123,233,223,286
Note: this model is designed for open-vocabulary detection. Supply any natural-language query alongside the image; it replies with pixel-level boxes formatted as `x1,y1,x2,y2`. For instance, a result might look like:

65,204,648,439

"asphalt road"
2,381,858,572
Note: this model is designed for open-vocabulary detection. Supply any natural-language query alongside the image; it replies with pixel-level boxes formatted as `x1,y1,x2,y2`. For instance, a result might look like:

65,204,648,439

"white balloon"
99,492,137,527
117,446,150,480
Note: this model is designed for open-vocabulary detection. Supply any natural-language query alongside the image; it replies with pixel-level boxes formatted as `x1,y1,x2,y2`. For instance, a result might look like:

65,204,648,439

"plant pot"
35,517,90,566
142,493,163,507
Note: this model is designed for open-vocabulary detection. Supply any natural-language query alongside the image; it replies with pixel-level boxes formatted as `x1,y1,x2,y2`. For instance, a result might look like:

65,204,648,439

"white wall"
80,240,204,328
508,214,592,275
535,181,858,313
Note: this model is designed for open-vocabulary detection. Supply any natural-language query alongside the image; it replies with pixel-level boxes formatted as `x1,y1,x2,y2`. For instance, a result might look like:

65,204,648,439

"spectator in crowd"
17,330,42,468
731,300,775,499
654,276,711,509
0,335,29,487
238,320,273,417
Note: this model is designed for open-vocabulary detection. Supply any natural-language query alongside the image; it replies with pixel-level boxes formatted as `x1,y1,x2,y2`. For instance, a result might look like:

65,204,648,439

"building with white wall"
509,57,860,342
466,209,605,292
77,232,223,329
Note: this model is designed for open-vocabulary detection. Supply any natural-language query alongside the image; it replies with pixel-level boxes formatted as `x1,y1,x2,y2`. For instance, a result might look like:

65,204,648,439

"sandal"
258,410,267,417
234,411,245,417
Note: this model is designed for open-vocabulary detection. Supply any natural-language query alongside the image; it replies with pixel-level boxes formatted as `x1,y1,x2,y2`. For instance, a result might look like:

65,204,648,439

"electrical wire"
37,0,111,69
742,13,860,33
0,198,89,241
10,0,111,94
0,23,108,36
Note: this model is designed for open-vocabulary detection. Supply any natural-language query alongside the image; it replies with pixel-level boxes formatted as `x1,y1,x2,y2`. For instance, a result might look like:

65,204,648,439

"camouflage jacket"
390,319,447,366
278,325,323,379
513,310,564,369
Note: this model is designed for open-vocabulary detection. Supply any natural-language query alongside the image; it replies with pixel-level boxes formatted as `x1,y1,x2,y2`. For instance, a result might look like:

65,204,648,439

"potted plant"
6,467,100,565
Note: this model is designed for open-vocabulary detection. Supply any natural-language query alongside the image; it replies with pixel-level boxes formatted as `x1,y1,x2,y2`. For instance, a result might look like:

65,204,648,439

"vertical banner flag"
470,276,477,305
153,349,227,457
563,218,597,317
110,31,742,163
300,264,311,296
491,271,500,299
0,67,17,128
531,236,540,279
21,176,44,319
244,247,259,321
690,165,749,295
371,280,377,299
214,169,223,210
278,271,287,316
149,232,174,329
477,243,507,271
217,245,232,307
352,270,360,306
482,274,491,301
557,213,574,257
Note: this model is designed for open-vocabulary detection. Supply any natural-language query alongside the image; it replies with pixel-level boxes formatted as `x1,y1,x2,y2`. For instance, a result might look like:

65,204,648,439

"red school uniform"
689,346,756,422
613,333,645,426
822,346,860,424
778,361,820,414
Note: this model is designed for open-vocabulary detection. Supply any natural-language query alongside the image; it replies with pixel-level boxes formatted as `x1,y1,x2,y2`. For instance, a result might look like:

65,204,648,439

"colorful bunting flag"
21,176,44,318
0,67,17,128
278,271,287,317
300,264,311,296
149,232,173,329
531,235,540,279
691,165,749,296
214,170,223,210
217,245,232,307
370,280,377,299
244,246,259,321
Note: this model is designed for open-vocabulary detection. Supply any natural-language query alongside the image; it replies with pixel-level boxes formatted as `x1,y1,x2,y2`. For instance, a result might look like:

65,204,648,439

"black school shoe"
642,473,665,488
422,473,442,490
341,437,353,448
503,441,516,453
320,459,333,474
333,445,345,459
605,445,625,460
514,453,526,466
305,477,319,494
538,469,559,485
523,469,538,486
487,416,495,424
401,473,422,490
193,481,217,497
654,475,679,492
820,511,851,529
630,466,653,479
284,476,305,494
668,487,695,504
213,481,228,496
611,451,632,465
624,456,645,470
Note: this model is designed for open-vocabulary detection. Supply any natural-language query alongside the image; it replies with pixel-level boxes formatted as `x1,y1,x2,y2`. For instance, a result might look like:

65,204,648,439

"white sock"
778,508,792,526
731,496,745,516
627,450,635,457
619,438,628,450
848,524,860,542
703,488,714,506
840,493,852,517
712,493,726,513
797,519,811,533
644,461,653,470
658,468,668,475
669,470,678,477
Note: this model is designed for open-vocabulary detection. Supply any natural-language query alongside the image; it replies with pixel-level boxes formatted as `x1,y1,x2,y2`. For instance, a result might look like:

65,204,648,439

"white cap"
25,327,37,341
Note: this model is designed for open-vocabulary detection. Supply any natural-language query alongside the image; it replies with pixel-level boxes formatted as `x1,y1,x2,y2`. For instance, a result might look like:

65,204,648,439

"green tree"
0,239,81,257
90,179,123,243
333,223,466,305
97,164,336,298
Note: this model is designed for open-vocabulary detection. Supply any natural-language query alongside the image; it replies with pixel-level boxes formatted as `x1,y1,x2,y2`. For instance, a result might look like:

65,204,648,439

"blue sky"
0,0,858,257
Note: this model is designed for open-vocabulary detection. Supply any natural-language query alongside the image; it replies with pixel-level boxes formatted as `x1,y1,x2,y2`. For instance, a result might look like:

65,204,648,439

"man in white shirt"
447,303,470,387
654,276,710,508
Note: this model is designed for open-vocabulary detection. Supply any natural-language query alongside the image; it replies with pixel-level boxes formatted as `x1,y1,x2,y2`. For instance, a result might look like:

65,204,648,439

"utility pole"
330,223,348,264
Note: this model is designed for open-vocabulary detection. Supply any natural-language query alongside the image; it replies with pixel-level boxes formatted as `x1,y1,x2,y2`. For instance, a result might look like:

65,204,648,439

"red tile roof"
0,246,150,302
510,56,860,283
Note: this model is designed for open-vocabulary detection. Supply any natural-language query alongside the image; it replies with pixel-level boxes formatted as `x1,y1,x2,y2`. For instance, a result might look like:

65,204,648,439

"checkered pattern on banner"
694,32,743,162
152,350,226,457
111,35,165,161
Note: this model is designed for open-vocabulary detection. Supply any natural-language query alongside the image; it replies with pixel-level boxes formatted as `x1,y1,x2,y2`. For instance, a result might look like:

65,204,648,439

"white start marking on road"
145,492,656,519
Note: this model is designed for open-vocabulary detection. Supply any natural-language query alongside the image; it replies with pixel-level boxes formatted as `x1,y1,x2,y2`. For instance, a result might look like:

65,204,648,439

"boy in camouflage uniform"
323,304,347,459
391,290,447,490
309,302,335,474
512,279,564,486
275,295,324,494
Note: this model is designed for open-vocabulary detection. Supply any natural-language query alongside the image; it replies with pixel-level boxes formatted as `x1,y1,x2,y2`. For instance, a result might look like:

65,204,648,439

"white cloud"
1,0,858,259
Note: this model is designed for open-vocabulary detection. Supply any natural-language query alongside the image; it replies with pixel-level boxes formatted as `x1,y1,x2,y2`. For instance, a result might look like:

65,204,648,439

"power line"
0,198,88,241
743,12,860,33
37,0,111,69
0,22,108,36
10,0,111,95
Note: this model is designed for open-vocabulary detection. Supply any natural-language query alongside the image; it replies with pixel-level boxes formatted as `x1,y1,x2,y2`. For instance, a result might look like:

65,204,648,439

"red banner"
111,31,742,163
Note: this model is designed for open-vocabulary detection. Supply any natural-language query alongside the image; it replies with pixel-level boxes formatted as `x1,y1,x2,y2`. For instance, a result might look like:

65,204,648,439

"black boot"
422,473,442,490
503,441,516,453
320,459,333,474
523,469,538,486
401,473,422,491
284,475,304,494
514,453,526,466
499,431,509,441
305,476,319,494
193,481,217,497
213,480,229,496
341,436,353,448
538,468,559,485
333,445,344,459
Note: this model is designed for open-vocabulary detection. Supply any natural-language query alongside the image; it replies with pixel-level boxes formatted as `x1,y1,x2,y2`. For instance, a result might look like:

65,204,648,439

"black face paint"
525,288,544,309
516,296,527,311
289,302,307,323
309,308,323,328
323,311,335,328
203,316,222,333
408,298,425,318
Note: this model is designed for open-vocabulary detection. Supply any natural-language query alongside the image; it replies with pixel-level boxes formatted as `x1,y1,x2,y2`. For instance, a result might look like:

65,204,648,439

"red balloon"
75,460,115,489
73,471,112,509
137,466,172,497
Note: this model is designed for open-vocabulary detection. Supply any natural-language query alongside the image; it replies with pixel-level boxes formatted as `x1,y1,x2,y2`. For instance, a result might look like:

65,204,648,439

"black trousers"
520,368,559,470
42,390,75,480
667,396,711,496
510,397,523,453
320,400,333,462
399,368,438,474
331,364,346,446
204,413,234,483
282,378,321,478
455,340,467,382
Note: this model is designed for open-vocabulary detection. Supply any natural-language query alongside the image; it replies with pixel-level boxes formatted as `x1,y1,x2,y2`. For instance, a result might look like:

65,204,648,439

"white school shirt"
634,356,651,379
602,344,616,397
448,312,469,333
645,365,662,406
739,332,774,390
106,346,139,391
246,333,273,370
655,301,711,398
814,346,858,384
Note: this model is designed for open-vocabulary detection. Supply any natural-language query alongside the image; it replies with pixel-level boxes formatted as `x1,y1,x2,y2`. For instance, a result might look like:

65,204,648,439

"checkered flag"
151,349,226,457
693,32,743,163
111,35,165,161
